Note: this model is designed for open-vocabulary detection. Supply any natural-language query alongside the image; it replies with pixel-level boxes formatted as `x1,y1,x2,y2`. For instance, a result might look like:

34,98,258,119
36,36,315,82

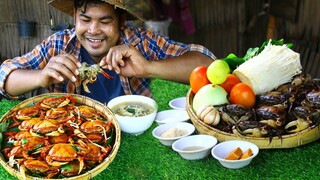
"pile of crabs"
0,95,115,178
198,73,320,139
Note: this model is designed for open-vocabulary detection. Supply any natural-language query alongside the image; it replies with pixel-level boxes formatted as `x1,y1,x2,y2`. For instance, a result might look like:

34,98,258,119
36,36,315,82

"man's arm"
101,44,214,84
145,51,213,84
3,54,81,97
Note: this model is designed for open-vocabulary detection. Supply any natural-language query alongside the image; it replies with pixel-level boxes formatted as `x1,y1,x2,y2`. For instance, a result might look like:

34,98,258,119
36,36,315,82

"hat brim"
48,0,143,21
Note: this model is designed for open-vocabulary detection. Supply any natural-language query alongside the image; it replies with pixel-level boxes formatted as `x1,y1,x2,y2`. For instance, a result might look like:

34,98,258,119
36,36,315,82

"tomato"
229,83,256,108
189,66,211,94
219,74,241,93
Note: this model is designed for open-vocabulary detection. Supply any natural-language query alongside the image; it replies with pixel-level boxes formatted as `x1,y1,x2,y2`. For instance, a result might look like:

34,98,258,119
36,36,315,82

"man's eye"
81,19,90,22
101,21,111,24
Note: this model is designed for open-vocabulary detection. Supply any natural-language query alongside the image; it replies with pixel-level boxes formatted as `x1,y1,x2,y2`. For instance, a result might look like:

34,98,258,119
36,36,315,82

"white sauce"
161,128,188,138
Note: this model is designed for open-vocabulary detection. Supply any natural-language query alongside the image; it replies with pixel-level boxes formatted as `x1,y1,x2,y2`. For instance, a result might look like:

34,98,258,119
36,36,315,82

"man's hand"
4,54,82,96
99,44,214,84
99,44,151,78
38,54,82,88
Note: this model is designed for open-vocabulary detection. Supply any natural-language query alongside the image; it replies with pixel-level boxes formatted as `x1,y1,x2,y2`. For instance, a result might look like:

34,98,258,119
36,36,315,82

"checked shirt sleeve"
0,31,74,99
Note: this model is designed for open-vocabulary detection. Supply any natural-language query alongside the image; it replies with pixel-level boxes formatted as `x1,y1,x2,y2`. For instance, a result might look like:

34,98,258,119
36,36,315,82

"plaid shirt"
0,27,215,100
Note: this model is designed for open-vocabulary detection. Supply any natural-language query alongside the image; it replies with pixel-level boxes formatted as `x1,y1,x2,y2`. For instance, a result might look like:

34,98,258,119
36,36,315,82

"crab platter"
187,40,320,149
0,93,121,179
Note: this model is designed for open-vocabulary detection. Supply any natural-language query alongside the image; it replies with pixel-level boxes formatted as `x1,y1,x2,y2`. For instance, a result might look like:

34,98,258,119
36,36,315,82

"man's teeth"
88,38,103,42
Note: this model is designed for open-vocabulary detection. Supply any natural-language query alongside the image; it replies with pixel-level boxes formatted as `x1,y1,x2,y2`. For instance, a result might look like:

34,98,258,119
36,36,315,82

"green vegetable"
223,53,245,72
61,164,72,171
21,138,28,145
72,145,81,152
223,39,293,72
127,107,135,114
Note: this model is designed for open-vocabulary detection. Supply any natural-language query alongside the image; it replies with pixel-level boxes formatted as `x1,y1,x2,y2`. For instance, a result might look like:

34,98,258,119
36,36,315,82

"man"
0,0,215,104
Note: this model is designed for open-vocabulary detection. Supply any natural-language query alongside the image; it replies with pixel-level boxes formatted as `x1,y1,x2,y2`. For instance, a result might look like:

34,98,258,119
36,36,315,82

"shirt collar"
67,28,77,44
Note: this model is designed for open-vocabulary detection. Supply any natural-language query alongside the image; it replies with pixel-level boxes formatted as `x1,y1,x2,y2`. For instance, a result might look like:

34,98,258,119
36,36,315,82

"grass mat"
0,79,320,179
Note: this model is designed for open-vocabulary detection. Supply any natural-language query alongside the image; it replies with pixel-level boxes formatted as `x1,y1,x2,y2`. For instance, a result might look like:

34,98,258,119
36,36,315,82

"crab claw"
46,158,69,167
83,79,91,93
78,156,84,175
275,117,286,127
8,155,16,167
285,118,311,133
100,69,113,79
242,128,264,137
232,126,264,137
260,119,277,128
19,165,27,180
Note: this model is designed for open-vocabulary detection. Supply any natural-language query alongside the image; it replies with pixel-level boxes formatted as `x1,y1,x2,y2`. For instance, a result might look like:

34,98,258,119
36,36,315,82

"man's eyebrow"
79,13,114,20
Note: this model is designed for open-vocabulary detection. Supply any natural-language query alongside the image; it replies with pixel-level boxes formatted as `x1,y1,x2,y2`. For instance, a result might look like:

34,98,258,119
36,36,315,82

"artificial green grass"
0,79,320,179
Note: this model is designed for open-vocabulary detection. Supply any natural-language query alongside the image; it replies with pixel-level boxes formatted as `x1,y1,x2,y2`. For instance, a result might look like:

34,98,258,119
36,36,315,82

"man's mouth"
87,38,104,43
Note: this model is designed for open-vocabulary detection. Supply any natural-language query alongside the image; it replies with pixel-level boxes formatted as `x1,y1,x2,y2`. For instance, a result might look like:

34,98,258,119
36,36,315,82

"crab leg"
99,69,113,79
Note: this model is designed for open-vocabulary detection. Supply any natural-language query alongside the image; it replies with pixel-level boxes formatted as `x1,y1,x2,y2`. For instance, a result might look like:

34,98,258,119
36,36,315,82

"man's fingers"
47,56,79,82
58,53,81,67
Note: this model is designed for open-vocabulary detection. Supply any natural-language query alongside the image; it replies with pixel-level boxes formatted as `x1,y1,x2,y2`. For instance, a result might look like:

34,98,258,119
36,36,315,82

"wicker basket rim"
186,89,320,149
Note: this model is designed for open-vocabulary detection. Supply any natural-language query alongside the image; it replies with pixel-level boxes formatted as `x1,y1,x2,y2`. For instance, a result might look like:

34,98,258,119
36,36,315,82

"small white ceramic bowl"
152,122,195,146
155,109,189,125
172,134,218,160
211,140,259,169
169,97,187,110
107,95,158,136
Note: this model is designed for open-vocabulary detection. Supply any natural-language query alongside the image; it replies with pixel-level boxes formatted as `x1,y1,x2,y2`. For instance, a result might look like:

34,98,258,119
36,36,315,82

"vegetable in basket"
223,39,293,72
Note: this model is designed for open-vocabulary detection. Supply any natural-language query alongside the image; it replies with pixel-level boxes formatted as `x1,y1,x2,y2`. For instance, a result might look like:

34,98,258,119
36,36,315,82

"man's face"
74,3,121,63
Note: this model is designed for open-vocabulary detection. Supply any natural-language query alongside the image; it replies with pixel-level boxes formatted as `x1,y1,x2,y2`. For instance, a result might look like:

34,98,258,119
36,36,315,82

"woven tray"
186,89,320,149
0,93,121,180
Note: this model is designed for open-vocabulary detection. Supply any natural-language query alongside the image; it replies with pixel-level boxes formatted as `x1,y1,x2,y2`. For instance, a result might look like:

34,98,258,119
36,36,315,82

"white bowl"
169,97,187,110
172,134,218,160
211,140,259,169
107,95,158,136
155,109,189,125
152,122,195,146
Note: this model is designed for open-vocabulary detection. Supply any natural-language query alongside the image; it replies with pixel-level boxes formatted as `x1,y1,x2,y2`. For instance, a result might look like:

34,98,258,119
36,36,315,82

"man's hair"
74,0,102,13
74,0,125,18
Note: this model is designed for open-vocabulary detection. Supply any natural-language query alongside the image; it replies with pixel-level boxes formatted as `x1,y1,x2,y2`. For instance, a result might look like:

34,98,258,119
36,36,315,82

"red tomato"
219,74,241,93
229,83,256,108
189,66,211,94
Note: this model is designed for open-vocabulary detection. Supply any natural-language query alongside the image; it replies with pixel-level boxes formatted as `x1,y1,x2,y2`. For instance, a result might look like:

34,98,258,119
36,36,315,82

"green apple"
192,84,229,112
206,60,230,85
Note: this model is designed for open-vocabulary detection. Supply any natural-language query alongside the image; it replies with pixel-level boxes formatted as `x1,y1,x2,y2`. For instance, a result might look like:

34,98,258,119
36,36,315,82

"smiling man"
0,0,215,104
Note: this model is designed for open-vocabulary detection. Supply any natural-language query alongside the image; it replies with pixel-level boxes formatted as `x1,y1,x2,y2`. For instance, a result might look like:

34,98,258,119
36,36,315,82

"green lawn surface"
0,79,320,180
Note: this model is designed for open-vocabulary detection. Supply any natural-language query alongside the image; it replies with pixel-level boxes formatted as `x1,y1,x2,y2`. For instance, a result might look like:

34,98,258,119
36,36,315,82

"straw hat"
48,0,143,21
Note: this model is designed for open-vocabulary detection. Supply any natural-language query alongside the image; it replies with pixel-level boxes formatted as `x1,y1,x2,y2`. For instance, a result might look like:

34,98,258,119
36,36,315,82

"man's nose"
88,22,101,34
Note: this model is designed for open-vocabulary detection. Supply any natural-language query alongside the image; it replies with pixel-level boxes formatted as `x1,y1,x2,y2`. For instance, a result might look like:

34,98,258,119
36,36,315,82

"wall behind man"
0,0,73,61
168,0,320,77
0,0,319,78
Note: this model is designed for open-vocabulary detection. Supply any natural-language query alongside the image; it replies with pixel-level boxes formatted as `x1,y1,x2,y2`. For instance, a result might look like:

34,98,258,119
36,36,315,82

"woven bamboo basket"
0,93,121,180
186,89,320,149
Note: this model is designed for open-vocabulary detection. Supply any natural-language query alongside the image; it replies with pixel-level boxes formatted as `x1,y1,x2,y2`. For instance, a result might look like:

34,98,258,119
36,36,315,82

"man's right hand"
4,54,81,97
38,54,82,88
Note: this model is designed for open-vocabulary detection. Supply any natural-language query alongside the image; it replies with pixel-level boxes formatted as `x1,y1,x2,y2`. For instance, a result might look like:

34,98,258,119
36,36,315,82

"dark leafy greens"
223,39,293,72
